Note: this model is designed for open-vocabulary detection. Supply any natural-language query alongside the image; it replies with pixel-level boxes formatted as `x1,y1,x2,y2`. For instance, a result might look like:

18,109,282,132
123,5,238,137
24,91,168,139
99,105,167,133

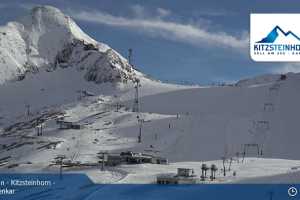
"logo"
288,187,298,197
250,14,300,61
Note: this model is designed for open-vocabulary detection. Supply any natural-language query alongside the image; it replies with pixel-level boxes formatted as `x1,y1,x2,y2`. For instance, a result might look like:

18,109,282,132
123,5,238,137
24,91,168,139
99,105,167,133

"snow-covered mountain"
0,5,138,85
235,73,283,86
0,5,300,187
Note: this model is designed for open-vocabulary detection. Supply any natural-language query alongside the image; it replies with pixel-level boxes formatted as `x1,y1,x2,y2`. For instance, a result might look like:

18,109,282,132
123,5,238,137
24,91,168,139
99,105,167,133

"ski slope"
0,5,299,185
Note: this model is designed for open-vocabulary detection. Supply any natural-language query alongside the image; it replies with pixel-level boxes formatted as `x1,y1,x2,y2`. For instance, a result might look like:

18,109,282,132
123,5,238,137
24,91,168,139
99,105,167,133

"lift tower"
133,79,141,113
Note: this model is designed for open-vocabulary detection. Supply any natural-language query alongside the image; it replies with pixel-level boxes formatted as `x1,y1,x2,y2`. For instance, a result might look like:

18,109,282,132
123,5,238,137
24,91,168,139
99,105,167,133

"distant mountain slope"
131,72,300,161
0,6,139,85
235,74,282,87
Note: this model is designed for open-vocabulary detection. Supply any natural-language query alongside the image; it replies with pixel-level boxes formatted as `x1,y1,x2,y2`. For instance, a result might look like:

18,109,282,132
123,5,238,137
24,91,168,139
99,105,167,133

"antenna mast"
128,48,133,66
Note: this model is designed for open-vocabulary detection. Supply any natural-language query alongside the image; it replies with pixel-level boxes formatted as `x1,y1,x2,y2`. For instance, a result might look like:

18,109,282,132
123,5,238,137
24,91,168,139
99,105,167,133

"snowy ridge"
0,5,138,85
236,73,282,87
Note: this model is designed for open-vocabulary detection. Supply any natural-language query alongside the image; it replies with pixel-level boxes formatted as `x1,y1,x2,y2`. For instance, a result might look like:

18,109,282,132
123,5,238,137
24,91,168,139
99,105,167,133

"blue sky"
1,0,300,84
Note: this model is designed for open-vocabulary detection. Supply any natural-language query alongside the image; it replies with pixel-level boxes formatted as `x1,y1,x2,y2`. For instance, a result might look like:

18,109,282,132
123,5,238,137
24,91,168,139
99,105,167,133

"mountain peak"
0,5,140,85
21,5,68,28
31,5,62,13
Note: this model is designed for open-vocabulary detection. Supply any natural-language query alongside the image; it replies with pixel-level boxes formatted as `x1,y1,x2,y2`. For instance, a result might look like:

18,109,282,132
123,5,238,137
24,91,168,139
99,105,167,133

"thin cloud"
130,4,146,18
130,5,171,19
156,8,171,18
70,10,248,51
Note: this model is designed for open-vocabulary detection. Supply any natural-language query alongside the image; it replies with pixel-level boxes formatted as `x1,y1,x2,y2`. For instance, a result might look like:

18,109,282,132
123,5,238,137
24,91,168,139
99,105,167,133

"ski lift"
253,120,270,131
242,143,261,162
263,103,274,112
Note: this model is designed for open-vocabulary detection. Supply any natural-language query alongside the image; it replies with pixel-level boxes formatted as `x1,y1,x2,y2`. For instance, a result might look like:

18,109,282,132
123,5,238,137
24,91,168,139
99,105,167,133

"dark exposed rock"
53,39,137,84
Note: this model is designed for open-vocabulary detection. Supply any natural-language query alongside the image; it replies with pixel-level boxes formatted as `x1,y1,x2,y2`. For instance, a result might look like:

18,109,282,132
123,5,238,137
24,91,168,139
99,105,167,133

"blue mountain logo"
256,25,300,43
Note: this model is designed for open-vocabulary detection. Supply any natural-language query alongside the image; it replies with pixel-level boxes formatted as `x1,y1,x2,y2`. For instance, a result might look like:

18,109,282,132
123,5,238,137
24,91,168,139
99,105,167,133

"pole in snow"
98,151,107,171
25,104,30,117
36,119,43,136
101,152,105,171
138,117,144,143
222,157,226,176
133,79,141,113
